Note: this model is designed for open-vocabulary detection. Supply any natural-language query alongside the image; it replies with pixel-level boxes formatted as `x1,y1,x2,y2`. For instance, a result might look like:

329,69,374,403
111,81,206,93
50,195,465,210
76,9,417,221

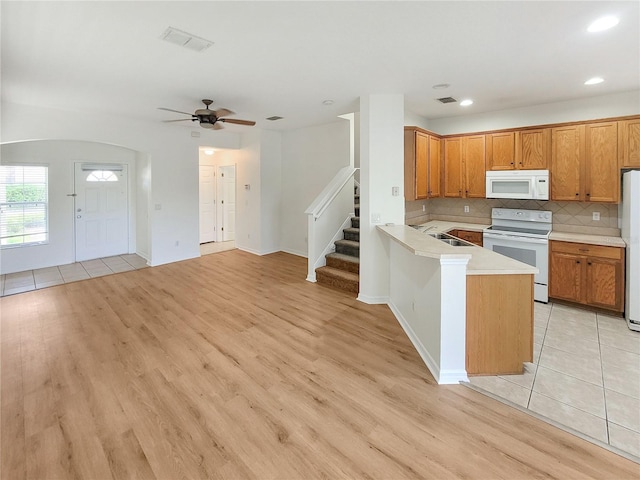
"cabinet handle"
510,162,514,165
588,262,592,266
575,193,579,196
586,193,591,197
576,260,581,264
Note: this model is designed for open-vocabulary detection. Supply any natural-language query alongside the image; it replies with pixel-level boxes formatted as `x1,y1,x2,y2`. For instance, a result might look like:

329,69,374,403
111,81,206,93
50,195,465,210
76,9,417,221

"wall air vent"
160,27,213,52
266,116,284,121
437,97,457,104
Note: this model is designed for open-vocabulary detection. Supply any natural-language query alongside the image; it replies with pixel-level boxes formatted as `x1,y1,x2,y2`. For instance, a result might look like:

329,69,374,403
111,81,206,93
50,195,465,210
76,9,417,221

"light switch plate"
592,212,600,221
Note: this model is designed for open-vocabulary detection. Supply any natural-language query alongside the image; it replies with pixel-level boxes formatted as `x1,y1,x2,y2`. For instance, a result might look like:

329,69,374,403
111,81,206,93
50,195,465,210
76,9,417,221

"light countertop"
377,225,538,276
418,219,626,248
549,231,626,248
409,220,489,233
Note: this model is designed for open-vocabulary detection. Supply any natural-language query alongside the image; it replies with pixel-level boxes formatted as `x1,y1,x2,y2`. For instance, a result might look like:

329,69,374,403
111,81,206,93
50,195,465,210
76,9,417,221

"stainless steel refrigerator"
622,170,640,332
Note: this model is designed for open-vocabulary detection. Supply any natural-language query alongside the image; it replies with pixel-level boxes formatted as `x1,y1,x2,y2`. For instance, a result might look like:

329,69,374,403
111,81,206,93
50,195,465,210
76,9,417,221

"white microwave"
485,170,549,200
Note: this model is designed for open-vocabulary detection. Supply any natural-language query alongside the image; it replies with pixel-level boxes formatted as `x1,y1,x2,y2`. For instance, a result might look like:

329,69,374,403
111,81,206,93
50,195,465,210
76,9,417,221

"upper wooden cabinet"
443,135,485,198
404,128,441,201
486,132,515,170
551,125,584,201
585,122,619,203
551,122,619,203
516,128,551,170
619,118,640,168
443,137,463,197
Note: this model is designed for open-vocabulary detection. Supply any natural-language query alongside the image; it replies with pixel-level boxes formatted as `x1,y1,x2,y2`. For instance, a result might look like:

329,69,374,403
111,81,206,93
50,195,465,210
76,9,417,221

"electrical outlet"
422,204,426,212
371,212,381,223
592,212,600,221
464,205,470,213
392,186,399,196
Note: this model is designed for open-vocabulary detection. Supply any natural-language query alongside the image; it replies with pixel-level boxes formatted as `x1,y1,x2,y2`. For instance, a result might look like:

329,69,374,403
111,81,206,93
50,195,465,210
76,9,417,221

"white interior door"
219,165,236,242
75,163,128,261
199,165,216,243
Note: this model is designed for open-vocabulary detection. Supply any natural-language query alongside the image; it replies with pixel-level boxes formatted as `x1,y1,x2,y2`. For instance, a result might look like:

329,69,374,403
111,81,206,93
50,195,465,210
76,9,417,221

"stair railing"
305,166,358,282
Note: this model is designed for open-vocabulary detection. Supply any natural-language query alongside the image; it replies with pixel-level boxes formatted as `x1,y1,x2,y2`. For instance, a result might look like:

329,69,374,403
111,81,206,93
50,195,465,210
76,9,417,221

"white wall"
135,151,151,260
0,140,137,274
260,130,282,255
358,94,405,303
280,120,350,257
236,130,262,254
404,110,430,130
2,101,240,268
429,90,640,135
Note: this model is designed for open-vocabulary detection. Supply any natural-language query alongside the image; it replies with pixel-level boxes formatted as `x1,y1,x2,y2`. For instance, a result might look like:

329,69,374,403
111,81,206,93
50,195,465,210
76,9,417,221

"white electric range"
483,208,552,302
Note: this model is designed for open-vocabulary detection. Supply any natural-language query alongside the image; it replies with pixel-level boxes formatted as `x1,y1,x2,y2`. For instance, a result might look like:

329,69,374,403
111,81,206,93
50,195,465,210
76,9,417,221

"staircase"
315,192,360,294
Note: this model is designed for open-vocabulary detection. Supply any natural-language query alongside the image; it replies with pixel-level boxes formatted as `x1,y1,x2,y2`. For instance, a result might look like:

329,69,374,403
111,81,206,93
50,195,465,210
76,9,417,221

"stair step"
326,252,359,274
335,239,359,257
315,266,359,294
351,216,360,228
343,227,359,242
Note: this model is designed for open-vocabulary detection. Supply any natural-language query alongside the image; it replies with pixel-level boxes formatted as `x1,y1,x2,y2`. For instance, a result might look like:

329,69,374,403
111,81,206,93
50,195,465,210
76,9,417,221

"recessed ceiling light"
587,16,619,32
322,100,334,106
204,149,214,155
432,83,450,90
460,99,474,107
584,77,604,85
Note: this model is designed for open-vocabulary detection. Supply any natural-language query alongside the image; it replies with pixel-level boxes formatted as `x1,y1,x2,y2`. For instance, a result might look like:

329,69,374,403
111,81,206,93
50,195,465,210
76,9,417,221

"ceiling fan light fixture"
200,122,215,129
584,77,604,85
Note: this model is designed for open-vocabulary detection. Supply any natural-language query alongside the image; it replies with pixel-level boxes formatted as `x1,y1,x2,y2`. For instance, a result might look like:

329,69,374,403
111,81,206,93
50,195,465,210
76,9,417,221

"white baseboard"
237,246,261,255
281,248,308,258
388,301,442,383
306,274,317,283
357,293,388,304
388,301,468,385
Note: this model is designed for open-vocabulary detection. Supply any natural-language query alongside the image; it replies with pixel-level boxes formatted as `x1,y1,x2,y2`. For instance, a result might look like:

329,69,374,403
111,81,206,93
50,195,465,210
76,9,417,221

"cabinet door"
455,230,483,246
619,118,640,168
486,132,515,170
585,122,619,203
464,135,486,198
517,128,550,170
585,257,624,312
415,132,429,200
549,251,583,302
428,135,441,198
443,137,463,198
551,125,584,201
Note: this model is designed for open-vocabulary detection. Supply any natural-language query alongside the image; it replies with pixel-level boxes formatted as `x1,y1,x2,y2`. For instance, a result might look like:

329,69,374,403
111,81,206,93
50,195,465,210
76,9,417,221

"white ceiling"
2,1,638,132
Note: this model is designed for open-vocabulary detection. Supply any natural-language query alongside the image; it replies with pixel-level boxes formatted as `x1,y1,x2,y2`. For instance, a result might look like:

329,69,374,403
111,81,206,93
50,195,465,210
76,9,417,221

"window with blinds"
0,165,49,247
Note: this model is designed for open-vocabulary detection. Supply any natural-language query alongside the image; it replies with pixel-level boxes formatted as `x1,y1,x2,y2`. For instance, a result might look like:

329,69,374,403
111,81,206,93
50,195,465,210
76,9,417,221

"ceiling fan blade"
214,108,234,118
158,107,193,115
213,122,224,130
162,118,193,123
220,118,256,126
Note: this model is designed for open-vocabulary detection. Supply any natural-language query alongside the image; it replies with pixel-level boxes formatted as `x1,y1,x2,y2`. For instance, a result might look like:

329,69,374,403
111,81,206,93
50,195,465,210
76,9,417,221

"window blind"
0,165,49,247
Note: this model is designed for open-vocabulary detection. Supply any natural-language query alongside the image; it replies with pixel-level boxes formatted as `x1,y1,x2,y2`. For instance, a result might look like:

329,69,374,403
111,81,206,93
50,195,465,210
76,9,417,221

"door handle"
76,215,82,219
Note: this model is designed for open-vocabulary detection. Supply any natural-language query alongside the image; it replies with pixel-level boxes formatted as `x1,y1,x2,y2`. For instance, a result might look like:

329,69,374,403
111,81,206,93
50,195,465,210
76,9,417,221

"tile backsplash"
406,198,620,236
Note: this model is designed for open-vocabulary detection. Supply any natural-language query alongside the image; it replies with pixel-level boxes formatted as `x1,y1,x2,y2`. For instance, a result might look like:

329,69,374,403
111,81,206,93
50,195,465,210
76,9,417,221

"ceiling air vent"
266,116,284,121
160,27,213,52
437,97,457,104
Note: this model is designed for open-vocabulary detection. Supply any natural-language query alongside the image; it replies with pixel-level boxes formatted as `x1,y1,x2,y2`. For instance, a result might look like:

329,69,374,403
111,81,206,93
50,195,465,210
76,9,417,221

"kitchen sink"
427,232,474,247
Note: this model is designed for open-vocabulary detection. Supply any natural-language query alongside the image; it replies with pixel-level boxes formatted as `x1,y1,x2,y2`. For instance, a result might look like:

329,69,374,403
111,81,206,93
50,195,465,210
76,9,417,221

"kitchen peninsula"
378,224,537,384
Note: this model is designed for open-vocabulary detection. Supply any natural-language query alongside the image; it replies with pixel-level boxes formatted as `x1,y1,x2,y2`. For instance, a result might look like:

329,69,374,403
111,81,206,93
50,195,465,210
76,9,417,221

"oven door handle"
483,232,549,244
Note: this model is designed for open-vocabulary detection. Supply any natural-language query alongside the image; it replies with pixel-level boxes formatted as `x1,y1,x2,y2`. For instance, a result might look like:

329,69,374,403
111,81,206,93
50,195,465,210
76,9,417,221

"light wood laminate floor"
1,250,637,479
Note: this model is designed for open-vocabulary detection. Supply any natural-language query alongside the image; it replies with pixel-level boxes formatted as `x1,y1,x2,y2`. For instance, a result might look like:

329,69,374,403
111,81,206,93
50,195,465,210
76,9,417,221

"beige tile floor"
0,254,149,297
1,241,237,297
469,301,640,460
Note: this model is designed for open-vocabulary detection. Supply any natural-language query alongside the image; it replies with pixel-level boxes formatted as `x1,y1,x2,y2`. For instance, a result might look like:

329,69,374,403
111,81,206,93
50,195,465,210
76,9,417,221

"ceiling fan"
159,99,256,129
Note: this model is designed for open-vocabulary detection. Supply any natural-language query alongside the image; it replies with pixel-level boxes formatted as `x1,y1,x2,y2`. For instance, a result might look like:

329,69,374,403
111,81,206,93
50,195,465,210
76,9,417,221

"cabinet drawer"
550,241,623,260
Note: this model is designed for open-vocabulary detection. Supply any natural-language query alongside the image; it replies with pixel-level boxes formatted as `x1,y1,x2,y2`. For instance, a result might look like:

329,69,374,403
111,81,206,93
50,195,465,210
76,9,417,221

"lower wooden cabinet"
449,229,483,246
549,241,625,312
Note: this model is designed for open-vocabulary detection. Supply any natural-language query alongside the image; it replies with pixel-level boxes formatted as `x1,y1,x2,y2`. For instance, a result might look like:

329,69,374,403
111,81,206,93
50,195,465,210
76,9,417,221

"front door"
74,163,128,261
